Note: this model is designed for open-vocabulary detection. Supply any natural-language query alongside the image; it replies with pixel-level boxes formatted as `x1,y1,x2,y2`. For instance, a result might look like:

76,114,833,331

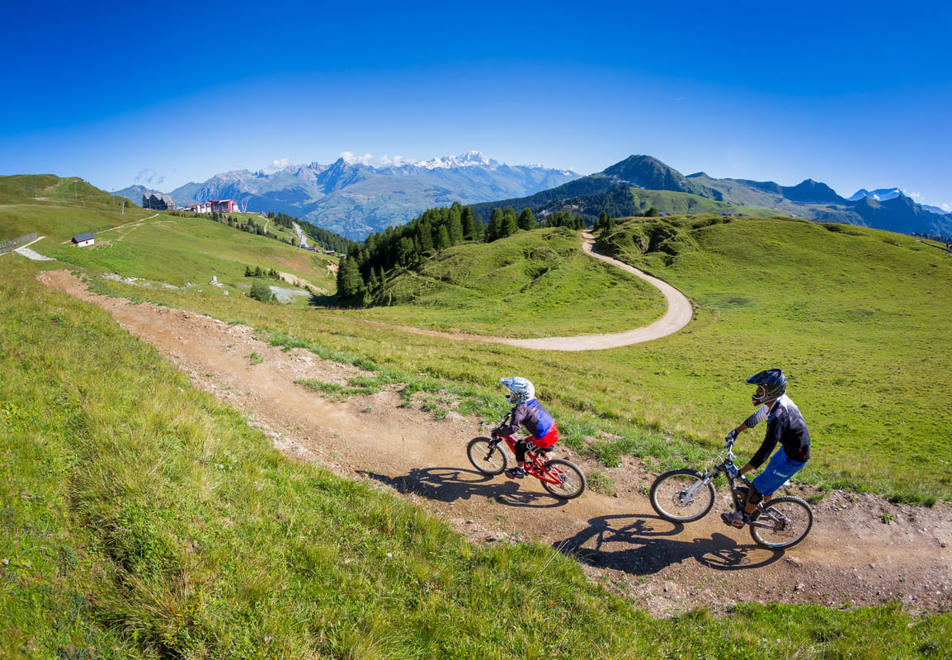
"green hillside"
0,174,153,241
357,227,666,337
0,175,339,299
4,246,950,657
592,214,952,498
3,185,952,654
566,186,778,219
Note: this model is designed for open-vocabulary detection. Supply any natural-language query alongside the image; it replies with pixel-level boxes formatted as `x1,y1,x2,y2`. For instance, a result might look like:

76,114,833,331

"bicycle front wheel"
540,459,586,499
649,469,716,522
749,496,814,549
467,437,508,475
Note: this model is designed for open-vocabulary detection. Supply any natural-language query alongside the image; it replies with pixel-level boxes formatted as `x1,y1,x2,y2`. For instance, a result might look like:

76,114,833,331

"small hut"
71,232,95,247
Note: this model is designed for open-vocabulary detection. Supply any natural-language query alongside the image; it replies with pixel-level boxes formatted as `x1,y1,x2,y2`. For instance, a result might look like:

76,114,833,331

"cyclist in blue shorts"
721,369,811,528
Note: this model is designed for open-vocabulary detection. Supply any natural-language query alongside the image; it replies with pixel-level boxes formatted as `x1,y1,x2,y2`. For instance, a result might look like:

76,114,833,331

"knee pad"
748,485,764,505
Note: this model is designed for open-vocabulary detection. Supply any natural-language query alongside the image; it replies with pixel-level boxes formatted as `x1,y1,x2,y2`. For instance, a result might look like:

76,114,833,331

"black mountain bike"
649,438,813,549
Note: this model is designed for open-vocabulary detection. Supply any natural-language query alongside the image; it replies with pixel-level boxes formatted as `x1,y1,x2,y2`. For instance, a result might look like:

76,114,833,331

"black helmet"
747,369,786,405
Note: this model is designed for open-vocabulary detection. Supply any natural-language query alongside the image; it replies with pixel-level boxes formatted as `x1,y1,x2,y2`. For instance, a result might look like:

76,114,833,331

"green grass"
67,211,952,501
4,251,951,658
593,215,952,498
91,213,948,501
613,186,779,218
355,227,667,337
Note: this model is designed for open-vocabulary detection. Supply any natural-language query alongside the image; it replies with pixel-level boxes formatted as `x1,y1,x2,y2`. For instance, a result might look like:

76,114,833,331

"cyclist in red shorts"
493,377,559,479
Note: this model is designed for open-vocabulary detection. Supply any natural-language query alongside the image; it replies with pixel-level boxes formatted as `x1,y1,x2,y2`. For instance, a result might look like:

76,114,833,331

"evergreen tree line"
336,202,596,303
244,265,280,279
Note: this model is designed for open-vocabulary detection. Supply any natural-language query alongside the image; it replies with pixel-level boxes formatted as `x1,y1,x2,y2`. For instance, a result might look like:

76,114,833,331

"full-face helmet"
500,377,535,405
747,369,786,405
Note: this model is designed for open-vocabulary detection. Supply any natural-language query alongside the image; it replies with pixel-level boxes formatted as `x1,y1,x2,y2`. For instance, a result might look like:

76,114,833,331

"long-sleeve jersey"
743,394,811,469
497,399,555,440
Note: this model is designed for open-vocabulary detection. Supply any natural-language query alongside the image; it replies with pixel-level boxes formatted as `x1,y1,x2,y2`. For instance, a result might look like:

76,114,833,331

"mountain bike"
649,438,813,549
466,421,586,500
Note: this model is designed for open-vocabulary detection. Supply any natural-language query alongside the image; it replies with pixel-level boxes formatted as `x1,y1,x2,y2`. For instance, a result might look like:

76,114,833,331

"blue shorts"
752,447,806,497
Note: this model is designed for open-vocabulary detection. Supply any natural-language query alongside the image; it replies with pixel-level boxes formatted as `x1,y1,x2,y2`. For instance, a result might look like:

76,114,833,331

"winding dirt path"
36,270,952,617
355,231,694,351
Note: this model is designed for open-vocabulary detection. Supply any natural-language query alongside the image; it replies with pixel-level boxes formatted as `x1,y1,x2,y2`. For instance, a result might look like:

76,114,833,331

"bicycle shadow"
552,513,783,575
357,466,570,509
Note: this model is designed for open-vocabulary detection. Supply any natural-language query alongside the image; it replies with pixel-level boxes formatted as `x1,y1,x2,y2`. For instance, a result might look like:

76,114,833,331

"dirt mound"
38,269,952,617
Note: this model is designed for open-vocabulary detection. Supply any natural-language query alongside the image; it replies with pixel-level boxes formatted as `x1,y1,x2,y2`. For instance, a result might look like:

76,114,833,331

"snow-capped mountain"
115,153,580,240
848,188,904,202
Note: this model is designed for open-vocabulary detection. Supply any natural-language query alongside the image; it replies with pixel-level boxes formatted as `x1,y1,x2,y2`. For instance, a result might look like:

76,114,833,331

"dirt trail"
38,269,951,617
353,231,695,351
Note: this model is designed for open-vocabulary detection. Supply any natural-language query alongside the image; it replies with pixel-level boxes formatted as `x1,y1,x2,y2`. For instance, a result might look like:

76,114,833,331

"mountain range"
469,155,952,239
116,153,951,240
114,152,579,240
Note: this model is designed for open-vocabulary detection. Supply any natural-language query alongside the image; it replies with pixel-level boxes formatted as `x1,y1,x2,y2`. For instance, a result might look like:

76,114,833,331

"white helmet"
500,377,535,404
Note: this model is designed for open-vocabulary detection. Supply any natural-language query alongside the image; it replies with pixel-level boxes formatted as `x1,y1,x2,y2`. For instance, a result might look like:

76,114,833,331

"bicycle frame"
690,440,781,531
489,432,563,487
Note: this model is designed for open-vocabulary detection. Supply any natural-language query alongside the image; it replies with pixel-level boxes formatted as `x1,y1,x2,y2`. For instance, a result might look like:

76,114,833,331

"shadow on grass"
358,466,569,509
308,292,338,307
551,513,783,576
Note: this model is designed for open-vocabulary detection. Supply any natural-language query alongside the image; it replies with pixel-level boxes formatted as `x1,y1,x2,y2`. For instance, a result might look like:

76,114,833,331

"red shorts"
531,423,559,449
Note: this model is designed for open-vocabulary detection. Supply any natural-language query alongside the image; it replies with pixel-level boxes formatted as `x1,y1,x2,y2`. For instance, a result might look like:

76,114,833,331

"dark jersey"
746,394,811,469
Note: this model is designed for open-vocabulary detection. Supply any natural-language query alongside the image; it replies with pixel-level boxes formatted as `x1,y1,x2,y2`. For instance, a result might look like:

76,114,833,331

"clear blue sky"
2,0,950,209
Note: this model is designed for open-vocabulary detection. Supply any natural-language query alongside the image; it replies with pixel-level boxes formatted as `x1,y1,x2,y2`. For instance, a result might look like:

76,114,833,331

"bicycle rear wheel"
749,496,814,549
467,437,508,475
540,459,586,499
649,469,716,522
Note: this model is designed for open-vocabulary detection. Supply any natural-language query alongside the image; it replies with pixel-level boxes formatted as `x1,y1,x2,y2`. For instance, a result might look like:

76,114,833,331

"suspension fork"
683,470,715,500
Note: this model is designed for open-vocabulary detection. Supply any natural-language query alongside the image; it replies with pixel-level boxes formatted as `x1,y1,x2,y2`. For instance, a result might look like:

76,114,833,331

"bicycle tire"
649,469,716,522
466,437,508,475
749,496,813,549
539,459,586,499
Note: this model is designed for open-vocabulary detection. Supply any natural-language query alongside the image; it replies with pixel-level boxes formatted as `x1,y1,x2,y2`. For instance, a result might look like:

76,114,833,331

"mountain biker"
721,369,811,528
493,377,559,479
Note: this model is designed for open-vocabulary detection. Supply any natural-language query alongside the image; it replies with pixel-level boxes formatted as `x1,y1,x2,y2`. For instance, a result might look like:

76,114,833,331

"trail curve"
498,231,692,351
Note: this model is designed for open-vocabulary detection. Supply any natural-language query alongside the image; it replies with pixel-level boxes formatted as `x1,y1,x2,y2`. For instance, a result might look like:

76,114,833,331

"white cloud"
266,158,295,172
941,202,952,213
134,168,165,187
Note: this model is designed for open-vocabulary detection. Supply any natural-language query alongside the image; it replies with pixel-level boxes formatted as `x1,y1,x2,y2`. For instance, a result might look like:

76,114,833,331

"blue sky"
2,1,950,209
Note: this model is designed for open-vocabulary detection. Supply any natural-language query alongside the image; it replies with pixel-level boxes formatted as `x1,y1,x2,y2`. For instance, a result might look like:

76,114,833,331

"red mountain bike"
467,424,586,500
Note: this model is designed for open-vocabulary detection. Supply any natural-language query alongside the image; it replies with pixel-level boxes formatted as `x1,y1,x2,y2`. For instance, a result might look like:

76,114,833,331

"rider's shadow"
552,513,783,575
357,466,570,508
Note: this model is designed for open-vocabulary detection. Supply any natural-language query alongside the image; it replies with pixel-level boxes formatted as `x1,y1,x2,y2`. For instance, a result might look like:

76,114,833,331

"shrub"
249,281,275,303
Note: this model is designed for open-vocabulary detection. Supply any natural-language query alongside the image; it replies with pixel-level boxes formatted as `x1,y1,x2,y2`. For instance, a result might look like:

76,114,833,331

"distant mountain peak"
415,151,497,169
848,187,904,203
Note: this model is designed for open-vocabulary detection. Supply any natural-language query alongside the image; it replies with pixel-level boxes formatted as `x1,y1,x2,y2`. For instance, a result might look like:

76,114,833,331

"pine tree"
517,208,537,230
461,207,475,240
336,257,363,298
486,208,503,242
500,213,519,238
448,205,464,244
435,224,451,251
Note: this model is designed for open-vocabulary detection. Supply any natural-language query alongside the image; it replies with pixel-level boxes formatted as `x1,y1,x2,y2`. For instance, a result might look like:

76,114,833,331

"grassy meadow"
357,227,667,336
3,181,952,655
3,251,951,657
56,209,952,501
